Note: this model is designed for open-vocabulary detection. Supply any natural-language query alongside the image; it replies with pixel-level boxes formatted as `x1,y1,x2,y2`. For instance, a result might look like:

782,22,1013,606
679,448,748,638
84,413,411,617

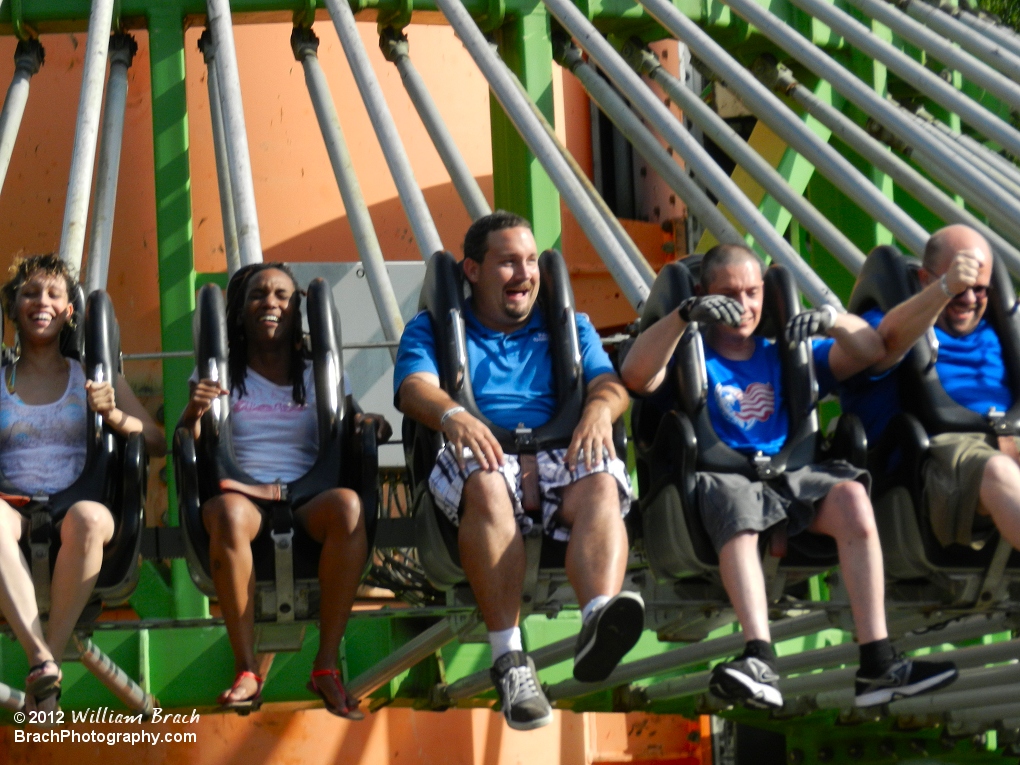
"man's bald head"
923,224,991,275
700,244,764,292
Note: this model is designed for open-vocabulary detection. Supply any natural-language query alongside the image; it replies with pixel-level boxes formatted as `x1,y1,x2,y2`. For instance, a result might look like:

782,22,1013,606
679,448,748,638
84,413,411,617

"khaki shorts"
922,432,1015,549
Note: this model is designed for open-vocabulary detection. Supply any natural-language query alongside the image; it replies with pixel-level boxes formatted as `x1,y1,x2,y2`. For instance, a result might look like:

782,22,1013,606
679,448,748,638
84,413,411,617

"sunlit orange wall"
1,707,709,765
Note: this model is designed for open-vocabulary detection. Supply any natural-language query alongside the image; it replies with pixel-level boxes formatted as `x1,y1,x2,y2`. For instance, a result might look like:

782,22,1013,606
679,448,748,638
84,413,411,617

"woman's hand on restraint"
355,413,393,444
182,379,227,427
441,409,505,472
566,400,616,472
85,380,117,419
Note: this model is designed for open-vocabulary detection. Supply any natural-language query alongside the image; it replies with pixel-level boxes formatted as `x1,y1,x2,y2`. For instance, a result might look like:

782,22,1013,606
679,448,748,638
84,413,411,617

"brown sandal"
308,669,364,720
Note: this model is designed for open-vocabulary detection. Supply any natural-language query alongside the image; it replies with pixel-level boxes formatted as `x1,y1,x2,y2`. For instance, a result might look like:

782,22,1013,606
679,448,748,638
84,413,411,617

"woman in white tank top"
0,255,165,712
182,263,389,718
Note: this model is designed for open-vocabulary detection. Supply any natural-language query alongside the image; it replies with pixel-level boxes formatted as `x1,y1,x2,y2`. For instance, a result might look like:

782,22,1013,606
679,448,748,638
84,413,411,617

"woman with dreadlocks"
182,263,387,719
0,254,165,711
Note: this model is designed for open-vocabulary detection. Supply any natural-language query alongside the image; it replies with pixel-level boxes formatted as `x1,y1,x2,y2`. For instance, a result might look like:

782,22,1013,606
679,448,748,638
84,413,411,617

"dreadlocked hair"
1,253,77,323
225,262,306,405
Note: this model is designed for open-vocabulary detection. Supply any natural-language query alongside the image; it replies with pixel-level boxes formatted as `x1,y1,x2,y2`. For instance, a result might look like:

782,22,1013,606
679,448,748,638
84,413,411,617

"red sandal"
307,669,364,720
218,670,263,714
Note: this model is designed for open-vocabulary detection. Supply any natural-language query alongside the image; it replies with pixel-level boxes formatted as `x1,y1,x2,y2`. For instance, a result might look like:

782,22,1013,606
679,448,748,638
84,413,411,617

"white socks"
582,595,612,624
489,627,523,661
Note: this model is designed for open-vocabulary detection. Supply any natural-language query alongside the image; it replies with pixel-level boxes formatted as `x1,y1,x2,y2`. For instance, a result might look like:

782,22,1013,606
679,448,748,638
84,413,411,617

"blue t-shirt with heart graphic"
705,336,787,455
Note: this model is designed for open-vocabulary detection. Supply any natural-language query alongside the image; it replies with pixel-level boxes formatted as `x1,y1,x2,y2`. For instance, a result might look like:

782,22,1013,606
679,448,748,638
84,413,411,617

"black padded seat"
403,249,622,594
2,289,147,608
174,279,378,621
848,246,1020,584
635,261,865,585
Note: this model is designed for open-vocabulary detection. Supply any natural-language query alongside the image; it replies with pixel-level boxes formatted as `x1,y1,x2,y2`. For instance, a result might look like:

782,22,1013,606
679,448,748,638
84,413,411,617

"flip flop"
218,670,263,714
26,660,62,702
307,669,364,720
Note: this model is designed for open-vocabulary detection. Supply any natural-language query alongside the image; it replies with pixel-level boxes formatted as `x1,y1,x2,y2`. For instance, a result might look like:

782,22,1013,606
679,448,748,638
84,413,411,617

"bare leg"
46,501,114,661
202,493,263,703
0,502,51,667
458,470,524,632
557,473,628,607
809,481,887,644
718,531,771,643
297,488,366,709
979,455,1020,549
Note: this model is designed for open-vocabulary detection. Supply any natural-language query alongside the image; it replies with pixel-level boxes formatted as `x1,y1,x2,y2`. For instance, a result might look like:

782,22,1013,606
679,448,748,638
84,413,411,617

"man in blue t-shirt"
395,211,643,731
842,225,1020,554
621,244,956,711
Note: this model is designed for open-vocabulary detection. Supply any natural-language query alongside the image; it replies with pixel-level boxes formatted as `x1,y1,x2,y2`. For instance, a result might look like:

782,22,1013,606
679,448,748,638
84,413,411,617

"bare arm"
86,376,167,457
825,312,886,382
567,372,631,470
872,250,981,374
620,311,686,396
398,372,505,470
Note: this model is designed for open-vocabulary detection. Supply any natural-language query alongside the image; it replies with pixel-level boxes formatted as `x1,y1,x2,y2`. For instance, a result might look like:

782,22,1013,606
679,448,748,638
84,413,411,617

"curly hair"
225,262,306,404
0,253,77,323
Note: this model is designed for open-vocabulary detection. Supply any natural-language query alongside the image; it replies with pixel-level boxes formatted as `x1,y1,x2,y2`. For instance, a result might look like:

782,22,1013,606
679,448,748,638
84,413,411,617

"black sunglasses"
954,285,989,299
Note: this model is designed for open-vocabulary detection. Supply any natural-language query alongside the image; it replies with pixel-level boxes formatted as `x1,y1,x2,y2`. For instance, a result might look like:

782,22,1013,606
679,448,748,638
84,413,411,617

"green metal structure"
0,0,1019,763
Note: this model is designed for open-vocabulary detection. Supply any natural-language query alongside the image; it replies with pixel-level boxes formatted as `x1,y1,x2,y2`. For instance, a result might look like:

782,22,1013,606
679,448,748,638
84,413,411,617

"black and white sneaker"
573,591,646,683
490,651,554,731
855,656,958,707
709,657,784,710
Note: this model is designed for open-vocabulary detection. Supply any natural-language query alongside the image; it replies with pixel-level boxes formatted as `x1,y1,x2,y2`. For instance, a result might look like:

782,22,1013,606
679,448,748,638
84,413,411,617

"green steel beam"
147,2,208,620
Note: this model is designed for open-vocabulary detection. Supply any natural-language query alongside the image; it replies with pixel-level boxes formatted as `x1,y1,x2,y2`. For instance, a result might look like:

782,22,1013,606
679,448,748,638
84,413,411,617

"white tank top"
0,362,88,496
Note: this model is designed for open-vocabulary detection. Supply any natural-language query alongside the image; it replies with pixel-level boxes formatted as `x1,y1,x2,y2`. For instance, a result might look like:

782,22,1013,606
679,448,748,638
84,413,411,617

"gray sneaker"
855,656,958,707
709,657,783,710
490,651,554,731
573,591,646,683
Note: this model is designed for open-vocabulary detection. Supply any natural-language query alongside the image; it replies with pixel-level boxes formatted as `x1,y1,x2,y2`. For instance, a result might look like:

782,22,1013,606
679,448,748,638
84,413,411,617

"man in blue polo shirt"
834,225,1020,554
395,211,643,731
622,244,957,711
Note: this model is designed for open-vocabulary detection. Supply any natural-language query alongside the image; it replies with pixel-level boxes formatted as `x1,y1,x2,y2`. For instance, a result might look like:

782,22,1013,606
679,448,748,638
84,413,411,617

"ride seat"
634,261,866,589
403,250,624,613
174,279,378,623
1,288,147,613
847,245,1020,596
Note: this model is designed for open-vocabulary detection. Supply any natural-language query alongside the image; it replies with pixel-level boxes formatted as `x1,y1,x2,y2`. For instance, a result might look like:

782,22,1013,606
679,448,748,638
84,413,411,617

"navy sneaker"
572,591,645,683
855,656,958,707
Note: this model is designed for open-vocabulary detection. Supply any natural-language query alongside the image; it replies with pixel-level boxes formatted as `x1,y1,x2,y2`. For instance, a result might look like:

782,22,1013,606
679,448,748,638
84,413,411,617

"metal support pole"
435,0,651,310
0,681,24,712
949,700,1020,726
842,0,1020,111
507,63,656,287
624,43,866,275
75,634,157,718
379,28,491,222
347,616,474,700
58,0,116,274
541,0,841,308
292,27,404,359
957,10,1020,61
904,1,1020,83
546,610,831,701
635,0,930,258
781,0,1020,157
198,30,241,276
719,0,1020,239
323,0,444,260
85,34,136,296
760,61,1020,275
554,42,743,249
205,0,264,267
915,105,1020,195
0,40,42,199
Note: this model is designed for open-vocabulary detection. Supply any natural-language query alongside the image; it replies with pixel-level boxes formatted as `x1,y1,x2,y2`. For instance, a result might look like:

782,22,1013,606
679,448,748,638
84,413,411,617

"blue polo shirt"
820,308,1014,444
393,305,616,431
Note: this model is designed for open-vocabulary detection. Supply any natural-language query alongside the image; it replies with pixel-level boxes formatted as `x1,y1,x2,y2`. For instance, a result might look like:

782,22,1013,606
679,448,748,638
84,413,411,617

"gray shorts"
428,444,632,542
696,460,871,552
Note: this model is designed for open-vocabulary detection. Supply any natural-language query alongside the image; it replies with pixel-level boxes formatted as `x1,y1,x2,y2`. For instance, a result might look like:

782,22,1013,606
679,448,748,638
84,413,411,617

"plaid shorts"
428,444,632,542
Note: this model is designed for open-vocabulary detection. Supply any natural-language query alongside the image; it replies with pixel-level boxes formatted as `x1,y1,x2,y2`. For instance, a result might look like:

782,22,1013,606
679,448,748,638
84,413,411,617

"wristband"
440,406,466,428
939,273,954,298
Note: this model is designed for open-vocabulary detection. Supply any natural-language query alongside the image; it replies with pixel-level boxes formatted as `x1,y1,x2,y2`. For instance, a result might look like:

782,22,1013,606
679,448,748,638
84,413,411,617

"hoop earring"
66,312,78,333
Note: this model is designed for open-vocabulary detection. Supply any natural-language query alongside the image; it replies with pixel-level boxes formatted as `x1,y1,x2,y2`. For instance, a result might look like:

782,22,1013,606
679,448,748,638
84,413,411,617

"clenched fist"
786,305,838,344
677,295,744,327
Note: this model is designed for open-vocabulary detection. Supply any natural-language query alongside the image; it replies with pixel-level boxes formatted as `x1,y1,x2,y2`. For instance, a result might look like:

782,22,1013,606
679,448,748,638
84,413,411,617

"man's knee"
560,472,621,528
983,454,1020,490
824,481,876,540
461,469,515,525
